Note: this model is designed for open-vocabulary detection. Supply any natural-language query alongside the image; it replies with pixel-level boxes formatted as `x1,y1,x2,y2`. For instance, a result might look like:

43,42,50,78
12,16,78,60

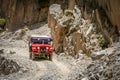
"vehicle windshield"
31,37,51,44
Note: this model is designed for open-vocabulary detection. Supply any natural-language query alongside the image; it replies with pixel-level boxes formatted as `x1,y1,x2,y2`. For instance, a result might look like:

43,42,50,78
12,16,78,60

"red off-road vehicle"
29,35,53,61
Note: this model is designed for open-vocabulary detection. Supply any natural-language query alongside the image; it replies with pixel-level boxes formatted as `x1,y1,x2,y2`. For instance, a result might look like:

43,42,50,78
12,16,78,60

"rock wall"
48,0,120,56
0,0,49,31
0,0,69,31
48,4,100,56
76,0,120,43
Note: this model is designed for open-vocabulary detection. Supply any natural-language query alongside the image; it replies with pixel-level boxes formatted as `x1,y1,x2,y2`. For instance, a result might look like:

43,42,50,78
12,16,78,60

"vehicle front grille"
40,48,46,53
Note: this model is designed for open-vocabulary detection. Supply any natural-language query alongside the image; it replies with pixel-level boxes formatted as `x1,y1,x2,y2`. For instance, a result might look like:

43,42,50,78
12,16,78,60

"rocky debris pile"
0,31,13,40
0,49,4,54
83,43,120,80
0,27,28,41
0,50,20,75
91,47,115,60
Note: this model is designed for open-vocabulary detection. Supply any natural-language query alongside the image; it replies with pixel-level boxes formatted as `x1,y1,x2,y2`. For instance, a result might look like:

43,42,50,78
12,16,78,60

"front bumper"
33,52,49,58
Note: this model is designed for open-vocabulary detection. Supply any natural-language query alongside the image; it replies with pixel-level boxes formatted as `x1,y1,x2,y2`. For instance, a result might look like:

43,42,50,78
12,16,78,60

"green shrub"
64,9,73,17
19,29,26,38
96,34,107,49
19,26,29,38
23,25,29,31
0,18,6,26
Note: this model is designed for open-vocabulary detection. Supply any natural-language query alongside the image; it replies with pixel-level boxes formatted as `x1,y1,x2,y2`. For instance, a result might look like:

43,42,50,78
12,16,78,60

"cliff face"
0,0,69,31
98,0,120,31
76,0,120,42
0,0,49,31
48,4,99,56
48,0,120,56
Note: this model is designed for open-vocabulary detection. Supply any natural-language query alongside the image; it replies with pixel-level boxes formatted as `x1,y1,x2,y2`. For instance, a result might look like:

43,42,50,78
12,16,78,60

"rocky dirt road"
0,24,92,80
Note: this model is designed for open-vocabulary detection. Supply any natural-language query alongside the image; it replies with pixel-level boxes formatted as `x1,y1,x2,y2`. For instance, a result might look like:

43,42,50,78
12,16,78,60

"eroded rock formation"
49,4,101,56
0,0,49,31
76,0,120,43
48,0,120,56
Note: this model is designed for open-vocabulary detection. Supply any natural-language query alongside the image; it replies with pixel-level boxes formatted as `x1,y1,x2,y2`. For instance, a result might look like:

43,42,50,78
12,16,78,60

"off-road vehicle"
29,35,53,61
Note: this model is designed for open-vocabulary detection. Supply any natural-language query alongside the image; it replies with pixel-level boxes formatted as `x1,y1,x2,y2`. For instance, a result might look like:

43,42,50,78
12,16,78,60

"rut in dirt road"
30,54,71,80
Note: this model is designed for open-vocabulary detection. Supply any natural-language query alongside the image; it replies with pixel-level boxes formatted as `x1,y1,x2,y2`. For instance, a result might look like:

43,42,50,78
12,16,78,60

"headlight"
37,46,40,49
50,47,53,50
46,47,49,49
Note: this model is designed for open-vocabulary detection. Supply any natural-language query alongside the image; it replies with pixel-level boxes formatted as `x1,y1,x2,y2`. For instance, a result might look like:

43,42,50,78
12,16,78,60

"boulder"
91,47,115,60
0,55,20,75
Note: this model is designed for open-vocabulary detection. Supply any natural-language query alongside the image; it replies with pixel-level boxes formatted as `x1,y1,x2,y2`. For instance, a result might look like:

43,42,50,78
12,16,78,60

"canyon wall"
48,0,120,56
0,0,49,31
0,0,69,31
0,0,119,55
76,0,120,43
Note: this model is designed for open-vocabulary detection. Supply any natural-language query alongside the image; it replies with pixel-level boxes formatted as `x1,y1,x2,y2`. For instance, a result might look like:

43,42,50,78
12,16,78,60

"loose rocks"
0,55,20,75
84,44,120,80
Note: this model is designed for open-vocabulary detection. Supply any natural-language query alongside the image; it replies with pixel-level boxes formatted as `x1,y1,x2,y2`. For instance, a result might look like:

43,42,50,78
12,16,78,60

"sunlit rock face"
48,4,102,56
48,0,120,56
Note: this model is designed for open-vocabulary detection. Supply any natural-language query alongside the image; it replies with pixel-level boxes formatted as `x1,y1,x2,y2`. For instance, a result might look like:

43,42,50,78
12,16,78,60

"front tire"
49,54,52,61
29,43,32,52
29,52,32,59
32,54,35,60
